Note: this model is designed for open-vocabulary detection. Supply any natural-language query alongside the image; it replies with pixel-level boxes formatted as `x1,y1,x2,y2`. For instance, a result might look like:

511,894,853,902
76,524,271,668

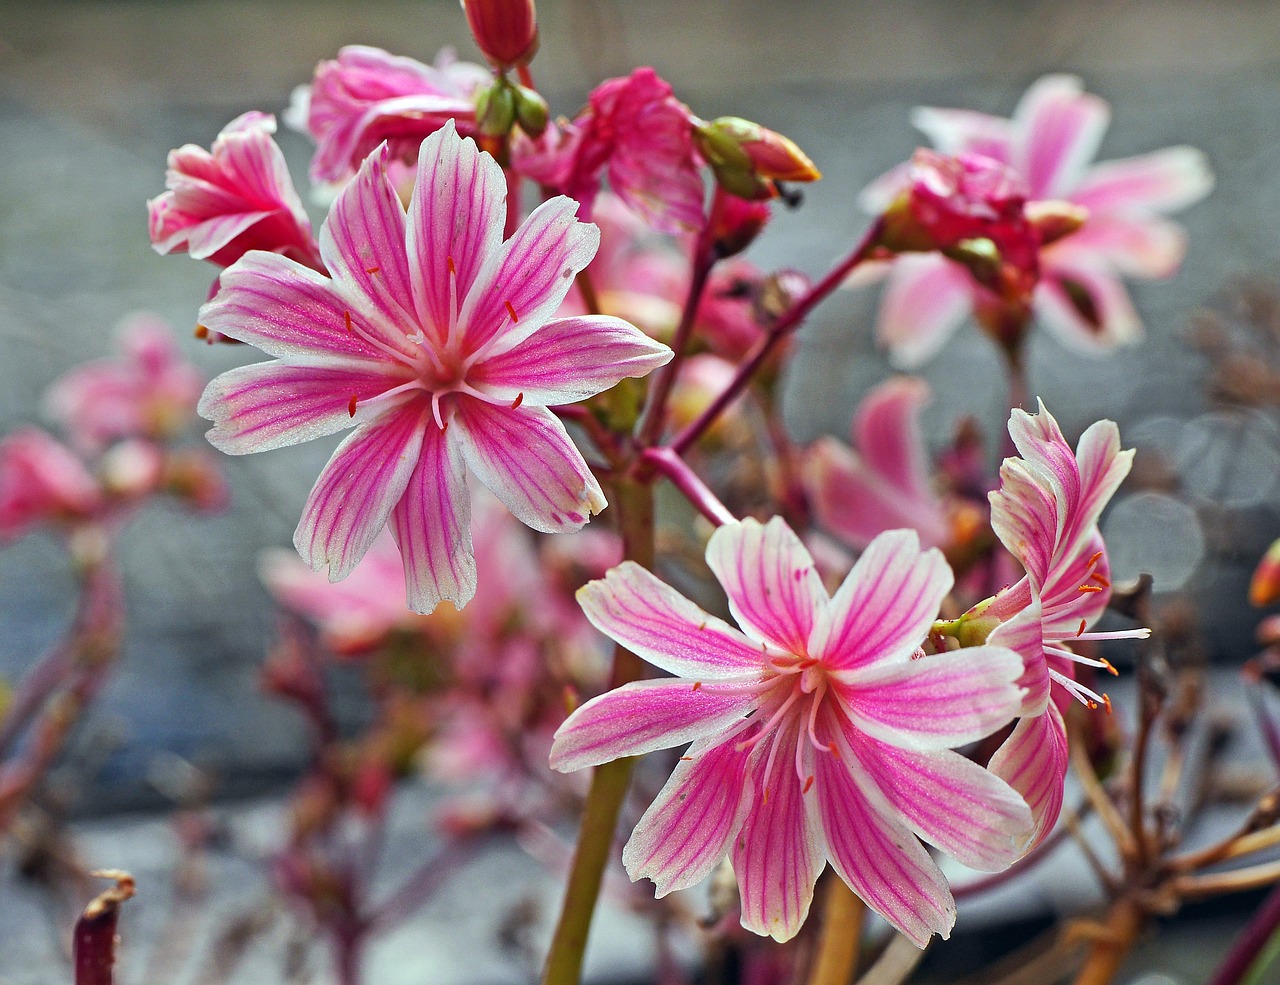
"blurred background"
1,1,1279,981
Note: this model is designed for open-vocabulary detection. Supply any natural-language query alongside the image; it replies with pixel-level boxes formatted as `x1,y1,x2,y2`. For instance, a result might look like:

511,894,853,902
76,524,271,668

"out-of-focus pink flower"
462,0,539,68
199,123,671,614
964,403,1145,844
859,75,1214,366
552,517,1031,945
148,112,322,271
0,429,101,540
705,188,772,259
805,377,954,552
44,314,204,454
512,68,705,235
299,46,490,184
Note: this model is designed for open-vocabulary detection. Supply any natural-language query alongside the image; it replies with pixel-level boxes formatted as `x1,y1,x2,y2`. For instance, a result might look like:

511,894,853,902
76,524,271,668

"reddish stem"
1209,880,1280,985
74,871,136,985
639,447,736,527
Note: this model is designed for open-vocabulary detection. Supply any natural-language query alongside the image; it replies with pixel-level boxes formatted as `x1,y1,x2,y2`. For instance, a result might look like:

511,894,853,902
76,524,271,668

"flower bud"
694,116,820,201
475,78,518,137
462,0,539,69
705,188,771,258
512,83,549,138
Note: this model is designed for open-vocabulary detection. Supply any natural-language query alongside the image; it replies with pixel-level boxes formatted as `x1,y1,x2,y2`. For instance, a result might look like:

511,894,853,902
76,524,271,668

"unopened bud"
1251,538,1280,607
476,79,518,138
461,0,539,68
706,188,771,258
512,83,549,138
694,116,820,201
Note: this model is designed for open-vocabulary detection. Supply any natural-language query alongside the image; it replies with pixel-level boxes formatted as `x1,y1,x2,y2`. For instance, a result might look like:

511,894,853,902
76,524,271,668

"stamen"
1077,619,1087,637
348,394,358,417
431,392,447,431
680,756,693,761
692,681,702,691
1091,571,1111,588
1048,667,1110,710
447,256,457,276
736,692,799,753
510,392,524,410
344,310,354,334
194,324,209,340
803,775,815,794
365,265,380,275
504,300,520,323
1079,584,1104,594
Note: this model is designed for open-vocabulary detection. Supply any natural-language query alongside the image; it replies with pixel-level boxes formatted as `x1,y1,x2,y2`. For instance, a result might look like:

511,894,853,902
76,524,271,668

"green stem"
541,479,654,985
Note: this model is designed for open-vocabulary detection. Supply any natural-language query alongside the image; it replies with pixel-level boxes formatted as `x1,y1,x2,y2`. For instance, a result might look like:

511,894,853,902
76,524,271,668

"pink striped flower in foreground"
197,122,671,613
551,517,1033,945
859,75,1214,366
961,403,1144,845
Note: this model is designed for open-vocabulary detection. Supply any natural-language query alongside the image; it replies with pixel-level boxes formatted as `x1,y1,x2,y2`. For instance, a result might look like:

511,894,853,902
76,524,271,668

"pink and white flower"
859,75,1214,365
198,122,671,614
298,46,490,184
551,517,1032,945
977,403,1145,843
805,377,954,552
148,112,322,271
44,314,205,454
512,68,705,235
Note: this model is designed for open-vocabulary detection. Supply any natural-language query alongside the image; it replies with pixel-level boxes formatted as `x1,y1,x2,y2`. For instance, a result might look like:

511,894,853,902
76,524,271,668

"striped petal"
988,703,1069,848
847,729,1033,871
1011,75,1110,199
549,678,759,772
457,196,600,359
406,121,506,347
875,255,974,369
319,143,419,348
1071,146,1214,216
452,400,604,534
471,315,672,406
199,360,411,454
705,517,829,655
576,561,770,679
814,529,953,672
623,736,754,897
293,406,427,581
814,715,954,947
838,644,1024,750
1035,264,1143,351
732,723,825,942
199,252,411,362
389,423,476,613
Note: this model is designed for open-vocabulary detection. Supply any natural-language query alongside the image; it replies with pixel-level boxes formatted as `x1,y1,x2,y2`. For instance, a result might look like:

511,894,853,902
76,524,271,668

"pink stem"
640,447,737,527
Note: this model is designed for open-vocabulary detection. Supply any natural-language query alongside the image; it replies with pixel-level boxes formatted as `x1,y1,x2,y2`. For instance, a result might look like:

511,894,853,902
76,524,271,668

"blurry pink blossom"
200,123,670,614
148,112,322,271
513,68,705,234
552,517,1031,945
297,46,490,184
0,429,101,540
860,75,1213,366
44,314,204,454
967,403,1145,844
806,377,953,552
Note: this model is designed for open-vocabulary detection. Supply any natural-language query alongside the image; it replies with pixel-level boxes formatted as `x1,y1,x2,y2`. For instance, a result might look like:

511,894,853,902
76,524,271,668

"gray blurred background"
0,0,1278,815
